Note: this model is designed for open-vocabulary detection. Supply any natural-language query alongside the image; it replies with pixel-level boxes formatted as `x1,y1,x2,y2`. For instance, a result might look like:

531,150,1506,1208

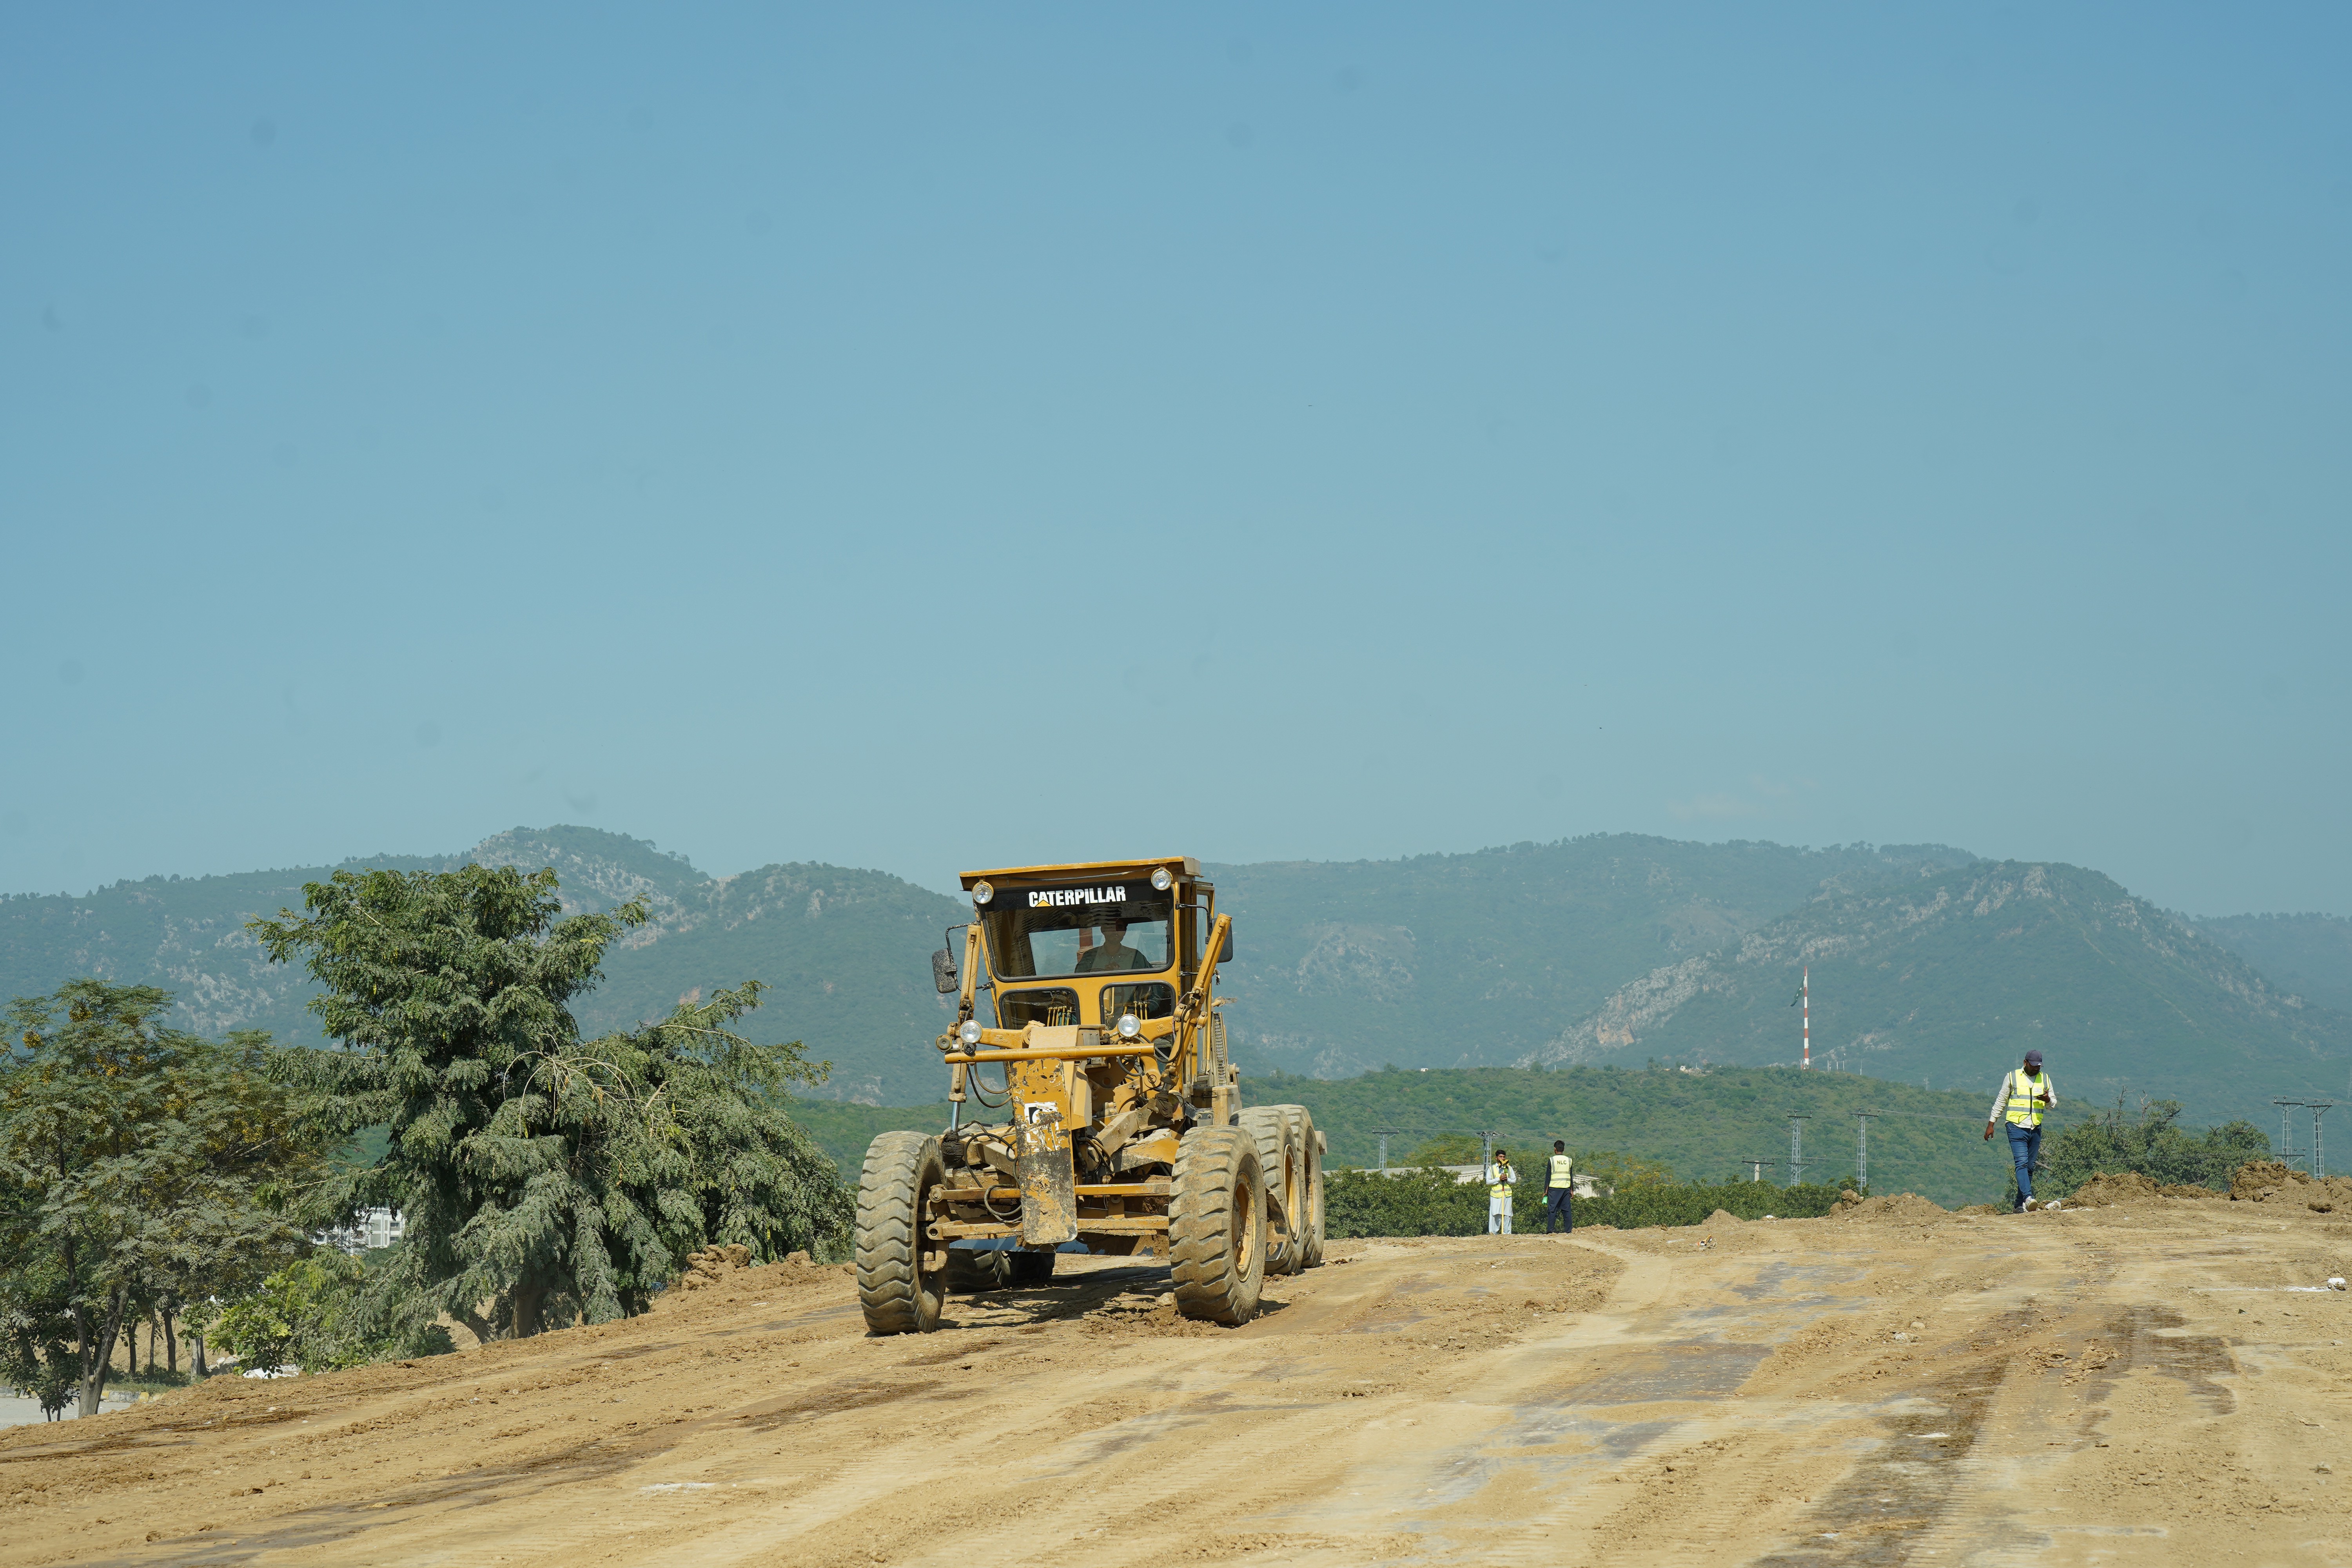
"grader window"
982,880,1173,980
996,989,1080,1029
1101,982,1175,1022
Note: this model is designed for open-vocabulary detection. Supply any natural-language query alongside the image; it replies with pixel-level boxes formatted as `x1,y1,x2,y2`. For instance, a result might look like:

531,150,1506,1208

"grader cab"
854,856,1326,1333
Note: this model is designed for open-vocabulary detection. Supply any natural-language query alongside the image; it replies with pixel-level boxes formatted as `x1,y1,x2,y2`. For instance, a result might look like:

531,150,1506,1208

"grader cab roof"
957,856,1201,891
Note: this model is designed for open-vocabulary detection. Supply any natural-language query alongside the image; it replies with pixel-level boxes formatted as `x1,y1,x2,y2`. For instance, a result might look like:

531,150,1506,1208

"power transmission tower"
2273,1100,2336,1179
1788,1115,1811,1186
1853,1112,1874,1192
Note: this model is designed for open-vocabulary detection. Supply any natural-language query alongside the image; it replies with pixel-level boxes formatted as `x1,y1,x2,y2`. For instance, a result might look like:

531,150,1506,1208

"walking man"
1544,1141,1575,1234
1486,1147,1515,1235
1984,1049,2056,1212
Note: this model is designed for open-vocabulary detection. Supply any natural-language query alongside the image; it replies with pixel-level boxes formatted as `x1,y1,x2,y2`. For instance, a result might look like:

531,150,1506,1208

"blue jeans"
1544,1189,1573,1233
2007,1122,2043,1205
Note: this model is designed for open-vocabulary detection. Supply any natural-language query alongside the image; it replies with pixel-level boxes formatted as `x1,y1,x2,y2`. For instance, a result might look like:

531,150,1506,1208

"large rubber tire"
947,1246,1014,1294
1170,1125,1265,1325
856,1131,947,1334
1297,1113,1327,1268
1238,1105,1303,1276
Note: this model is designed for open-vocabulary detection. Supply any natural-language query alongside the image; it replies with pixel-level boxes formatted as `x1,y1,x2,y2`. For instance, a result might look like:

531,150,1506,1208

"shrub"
213,1251,453,1375
1325,1167,1846,1238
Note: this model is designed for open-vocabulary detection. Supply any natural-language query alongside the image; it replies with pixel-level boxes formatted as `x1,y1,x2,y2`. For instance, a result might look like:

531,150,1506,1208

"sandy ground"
6,1193,2352,1568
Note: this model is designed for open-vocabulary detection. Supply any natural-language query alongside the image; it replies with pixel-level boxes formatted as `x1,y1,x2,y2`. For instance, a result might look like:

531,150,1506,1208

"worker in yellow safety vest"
1544,1141,1575,1234
1983,1049,2056,1213
1486,1148,1515,1235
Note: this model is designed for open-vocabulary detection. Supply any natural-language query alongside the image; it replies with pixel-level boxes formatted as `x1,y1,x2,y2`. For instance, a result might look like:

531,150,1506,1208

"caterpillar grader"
854,856,1326,1333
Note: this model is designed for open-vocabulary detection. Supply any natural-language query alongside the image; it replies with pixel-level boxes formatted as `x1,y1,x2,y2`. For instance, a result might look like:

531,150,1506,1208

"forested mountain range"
2189,913,2352,1015
1528,860,2352,1125
1207,838,1980,1076
3,825,2345,1116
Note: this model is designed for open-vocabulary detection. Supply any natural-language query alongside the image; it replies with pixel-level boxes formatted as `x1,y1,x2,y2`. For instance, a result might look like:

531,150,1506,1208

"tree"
0,982,321,1416
255,863,852,1342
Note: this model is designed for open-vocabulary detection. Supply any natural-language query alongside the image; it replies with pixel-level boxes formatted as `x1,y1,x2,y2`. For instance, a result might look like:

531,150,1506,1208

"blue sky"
4,5,2347,915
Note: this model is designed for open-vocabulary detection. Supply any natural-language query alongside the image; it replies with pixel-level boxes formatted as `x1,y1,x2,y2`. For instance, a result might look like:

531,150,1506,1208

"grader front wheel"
856,1131,947,1334
1170,1126,1265,1325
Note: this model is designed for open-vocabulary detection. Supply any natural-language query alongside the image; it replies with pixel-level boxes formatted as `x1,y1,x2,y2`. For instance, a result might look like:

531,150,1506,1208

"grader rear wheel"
855,1131,947,1334
1169,1125,1265,1325
1237,1105,1303,1276
946,1245,1013,1294
1298,1112,1327,1267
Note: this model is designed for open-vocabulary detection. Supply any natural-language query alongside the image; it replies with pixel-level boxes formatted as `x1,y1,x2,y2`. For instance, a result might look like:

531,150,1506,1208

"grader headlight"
958,1020,983,1048
971,880,994,906
1150,866,1173,891
1116,1013,1142,1039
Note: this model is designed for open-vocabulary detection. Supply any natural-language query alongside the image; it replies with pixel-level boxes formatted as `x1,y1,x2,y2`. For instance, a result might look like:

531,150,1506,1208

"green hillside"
0,824,711,1049
576,862,969,1105
0,853,444,1048
2197,913,2352,1016
1532,861,2352,1127
1206,838,1977,1078
0,827,974,1105
0,828,1987,1106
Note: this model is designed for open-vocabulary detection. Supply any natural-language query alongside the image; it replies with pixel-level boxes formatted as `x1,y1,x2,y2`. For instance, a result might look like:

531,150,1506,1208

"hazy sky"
5,6,2348,916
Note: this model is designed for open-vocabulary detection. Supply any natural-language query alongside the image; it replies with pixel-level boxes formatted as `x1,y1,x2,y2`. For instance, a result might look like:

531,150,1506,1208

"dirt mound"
676,1243,753,1290
1702,1209,1746,1228
2231,1160,2300,1201
2228,1161,2352,1211
1831,1192,1949,1225
2069,1172,2225,1209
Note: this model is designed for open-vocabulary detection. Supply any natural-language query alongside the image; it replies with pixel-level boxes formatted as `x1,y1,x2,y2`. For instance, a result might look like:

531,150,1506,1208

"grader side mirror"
930,948,958,995
1214,926,1235,964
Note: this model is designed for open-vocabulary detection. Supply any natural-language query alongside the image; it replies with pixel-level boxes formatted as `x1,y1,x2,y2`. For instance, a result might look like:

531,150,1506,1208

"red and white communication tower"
1801,966,1810,1069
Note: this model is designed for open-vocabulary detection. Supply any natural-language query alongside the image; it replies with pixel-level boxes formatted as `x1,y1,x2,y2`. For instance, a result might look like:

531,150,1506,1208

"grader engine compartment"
854,856,1327,1334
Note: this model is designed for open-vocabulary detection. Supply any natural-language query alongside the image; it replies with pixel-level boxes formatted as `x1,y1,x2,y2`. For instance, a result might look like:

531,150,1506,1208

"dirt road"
7,1191,2351,1567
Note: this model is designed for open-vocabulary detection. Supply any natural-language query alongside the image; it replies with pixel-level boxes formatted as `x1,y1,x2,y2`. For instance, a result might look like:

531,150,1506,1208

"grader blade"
1015,1105,1079,1246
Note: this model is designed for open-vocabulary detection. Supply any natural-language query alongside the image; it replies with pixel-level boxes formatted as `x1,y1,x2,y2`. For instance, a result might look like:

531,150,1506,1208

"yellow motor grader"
855,856,1325,1334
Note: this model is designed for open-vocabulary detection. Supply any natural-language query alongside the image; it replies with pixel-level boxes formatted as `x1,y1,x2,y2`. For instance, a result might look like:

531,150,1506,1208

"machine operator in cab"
1075,918,1152,973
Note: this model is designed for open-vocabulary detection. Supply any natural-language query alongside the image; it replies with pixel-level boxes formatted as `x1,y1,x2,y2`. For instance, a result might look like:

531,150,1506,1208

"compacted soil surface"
7,1192,2352,1567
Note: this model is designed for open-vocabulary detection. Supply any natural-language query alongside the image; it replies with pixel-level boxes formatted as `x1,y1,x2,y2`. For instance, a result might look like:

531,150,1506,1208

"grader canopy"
853,856,1326,1334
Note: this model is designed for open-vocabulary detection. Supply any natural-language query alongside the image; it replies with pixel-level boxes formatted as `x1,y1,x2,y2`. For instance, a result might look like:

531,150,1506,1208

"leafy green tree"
0,982,319,1416
0,1249,75,1418
212,1250,451,1373
255,864,851,1342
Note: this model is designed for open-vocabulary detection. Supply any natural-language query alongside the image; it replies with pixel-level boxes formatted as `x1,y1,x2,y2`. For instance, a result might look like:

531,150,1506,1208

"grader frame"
855,856,1326,1333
